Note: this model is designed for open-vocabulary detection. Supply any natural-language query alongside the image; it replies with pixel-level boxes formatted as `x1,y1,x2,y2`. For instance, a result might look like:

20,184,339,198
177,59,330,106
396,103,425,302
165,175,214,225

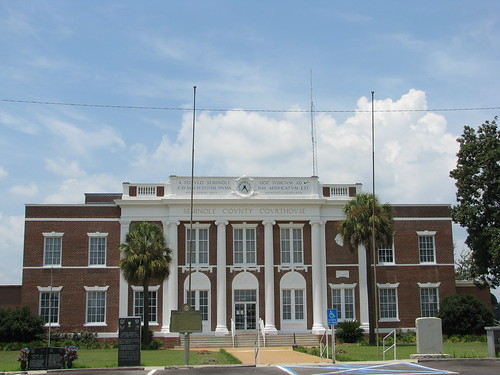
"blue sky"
1,1,499,288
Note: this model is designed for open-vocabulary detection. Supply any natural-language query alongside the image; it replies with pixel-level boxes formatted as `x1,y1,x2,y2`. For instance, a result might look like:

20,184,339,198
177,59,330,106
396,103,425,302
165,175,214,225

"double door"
234,289,256,330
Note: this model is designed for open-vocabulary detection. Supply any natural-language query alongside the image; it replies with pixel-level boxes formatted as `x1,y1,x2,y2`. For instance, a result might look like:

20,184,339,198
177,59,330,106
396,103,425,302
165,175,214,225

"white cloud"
45,158,86,177
130,89,459,205
0,213,24,284
0,166,7,179
9,183,38,197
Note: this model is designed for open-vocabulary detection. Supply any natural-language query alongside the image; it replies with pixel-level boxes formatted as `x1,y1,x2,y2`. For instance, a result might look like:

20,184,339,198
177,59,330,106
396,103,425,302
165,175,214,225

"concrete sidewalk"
223,346,328,365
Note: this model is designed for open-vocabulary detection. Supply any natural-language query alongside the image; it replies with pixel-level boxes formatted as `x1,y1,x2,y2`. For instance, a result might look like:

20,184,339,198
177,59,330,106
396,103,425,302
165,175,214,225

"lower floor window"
379,288,398,320
282,289,304,320
134,290,158,323
40,291,60,324
420,288,439,317
187,290,209,321
331,288,355,321
86,291,106,324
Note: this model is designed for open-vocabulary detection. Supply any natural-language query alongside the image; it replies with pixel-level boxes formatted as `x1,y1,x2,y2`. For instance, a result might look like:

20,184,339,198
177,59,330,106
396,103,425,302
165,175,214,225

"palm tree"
119,222,172,346
338,193,394,345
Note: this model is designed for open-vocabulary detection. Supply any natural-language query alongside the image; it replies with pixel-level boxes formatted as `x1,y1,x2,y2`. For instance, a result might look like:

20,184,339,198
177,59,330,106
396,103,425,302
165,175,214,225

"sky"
0,1,499,293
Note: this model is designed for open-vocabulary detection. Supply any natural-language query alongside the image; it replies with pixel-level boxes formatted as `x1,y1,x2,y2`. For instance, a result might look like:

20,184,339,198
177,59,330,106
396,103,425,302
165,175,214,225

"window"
419,283,440,317
38,287,61,325
134,289,158,324
233,226,256,265
331,285,356,321
186,225,209,265
85,287,107,325
378,283,399,321
282,289,305,320
378,243,394,264
187,290,209,321
418,231,436,263
88,233,107,266
280,225,304,265
43,233,63,266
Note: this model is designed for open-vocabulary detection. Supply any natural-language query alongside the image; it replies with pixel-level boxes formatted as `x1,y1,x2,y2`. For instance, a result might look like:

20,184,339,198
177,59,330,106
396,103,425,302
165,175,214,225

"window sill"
44,323,60,328
84,323,107,327
379,318,400,322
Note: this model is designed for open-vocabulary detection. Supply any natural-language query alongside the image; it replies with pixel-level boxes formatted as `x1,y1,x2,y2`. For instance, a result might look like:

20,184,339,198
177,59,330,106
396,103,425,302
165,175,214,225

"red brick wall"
0,285,22,309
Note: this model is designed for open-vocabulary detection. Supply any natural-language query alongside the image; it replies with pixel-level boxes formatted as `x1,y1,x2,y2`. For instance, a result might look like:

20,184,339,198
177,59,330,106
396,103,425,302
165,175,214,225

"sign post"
170,304,203,365
327,308,338,363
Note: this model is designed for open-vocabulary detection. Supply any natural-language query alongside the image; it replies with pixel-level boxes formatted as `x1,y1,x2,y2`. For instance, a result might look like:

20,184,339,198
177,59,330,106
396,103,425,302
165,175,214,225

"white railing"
330,186,349,196
383,329,397,361
319,329,329,361
231,318,236,348
259,318,266,347
137,185,157,196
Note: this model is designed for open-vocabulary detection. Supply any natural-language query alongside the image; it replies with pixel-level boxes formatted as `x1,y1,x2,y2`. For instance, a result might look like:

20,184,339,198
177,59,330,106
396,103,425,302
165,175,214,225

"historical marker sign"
170,304,203,333
27,347,65,370
118,317,141,367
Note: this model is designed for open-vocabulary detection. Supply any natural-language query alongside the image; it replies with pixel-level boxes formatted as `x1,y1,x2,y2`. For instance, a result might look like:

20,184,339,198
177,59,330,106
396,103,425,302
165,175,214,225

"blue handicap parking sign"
327,308,338,325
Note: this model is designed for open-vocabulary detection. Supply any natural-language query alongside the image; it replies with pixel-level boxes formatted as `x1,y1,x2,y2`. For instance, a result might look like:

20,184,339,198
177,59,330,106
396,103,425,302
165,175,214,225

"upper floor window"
417,231,436,263
280,224,304,265
233,225,257,265
378,242,394,264
43,232,63,266
88,233,108,266
185,224,210,265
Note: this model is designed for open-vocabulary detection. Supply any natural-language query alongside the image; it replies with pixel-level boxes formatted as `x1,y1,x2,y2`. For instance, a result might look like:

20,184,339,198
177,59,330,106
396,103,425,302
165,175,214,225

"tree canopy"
450,117,500,288
119,221,172,345
339,193,394,345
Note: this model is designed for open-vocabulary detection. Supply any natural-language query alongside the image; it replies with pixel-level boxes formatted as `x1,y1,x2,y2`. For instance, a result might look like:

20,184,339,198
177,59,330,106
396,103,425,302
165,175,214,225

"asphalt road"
27,360,499,375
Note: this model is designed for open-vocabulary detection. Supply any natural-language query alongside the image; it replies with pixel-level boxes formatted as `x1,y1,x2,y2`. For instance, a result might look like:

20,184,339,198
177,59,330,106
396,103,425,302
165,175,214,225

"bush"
438,294,494,335
0,307,45,343
336,320,364,343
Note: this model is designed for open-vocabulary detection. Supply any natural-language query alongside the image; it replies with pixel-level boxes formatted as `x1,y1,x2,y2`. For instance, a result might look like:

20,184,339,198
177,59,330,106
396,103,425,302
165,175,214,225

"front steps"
177,332,320,348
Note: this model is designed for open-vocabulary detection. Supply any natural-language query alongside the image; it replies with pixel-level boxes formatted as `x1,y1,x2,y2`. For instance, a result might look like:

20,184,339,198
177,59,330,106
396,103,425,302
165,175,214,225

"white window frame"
84,286,108,326
281,289,305,321
186,289,209,322
377,283,400,322
37,286,62,326
43,232,63,267
232,224,257,265
279,223,304,266
418,282,441,317
329,283,357,322
132,285,160,325
378,241,395,264
88,232,108,267
417,231,437,264
185,224,210,266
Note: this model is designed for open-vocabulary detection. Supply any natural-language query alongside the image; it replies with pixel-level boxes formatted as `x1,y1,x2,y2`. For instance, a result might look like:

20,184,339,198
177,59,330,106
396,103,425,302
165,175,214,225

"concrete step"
176,332,320,349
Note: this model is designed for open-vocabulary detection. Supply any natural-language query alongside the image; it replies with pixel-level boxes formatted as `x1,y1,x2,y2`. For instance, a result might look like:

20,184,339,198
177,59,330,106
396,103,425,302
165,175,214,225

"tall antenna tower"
310,69,318,177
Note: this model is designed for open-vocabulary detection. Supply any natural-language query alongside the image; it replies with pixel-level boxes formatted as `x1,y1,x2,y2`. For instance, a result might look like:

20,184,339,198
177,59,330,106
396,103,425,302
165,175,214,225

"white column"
319,222,328,319
162,221,179,334
263,220,278,334
358,244,369,331
310,220,326,334
119,220,131,319
215,221,229,335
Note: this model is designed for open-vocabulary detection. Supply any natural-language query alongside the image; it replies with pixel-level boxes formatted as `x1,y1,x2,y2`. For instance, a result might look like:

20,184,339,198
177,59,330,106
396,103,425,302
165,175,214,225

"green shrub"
0,307,45,343
336,321,364,343
438,294,494,335
396,329,416,344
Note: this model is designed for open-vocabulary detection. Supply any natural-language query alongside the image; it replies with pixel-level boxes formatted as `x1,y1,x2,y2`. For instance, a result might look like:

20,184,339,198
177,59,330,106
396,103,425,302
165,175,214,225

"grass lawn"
299,342,489,362
0,348,241,372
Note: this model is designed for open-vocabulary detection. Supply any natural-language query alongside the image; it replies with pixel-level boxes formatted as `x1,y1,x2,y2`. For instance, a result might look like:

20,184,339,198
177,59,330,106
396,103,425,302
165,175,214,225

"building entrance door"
234,289,256,330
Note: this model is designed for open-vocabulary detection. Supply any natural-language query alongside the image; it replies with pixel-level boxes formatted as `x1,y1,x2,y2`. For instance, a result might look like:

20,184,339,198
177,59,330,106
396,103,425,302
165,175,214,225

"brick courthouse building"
20,176,473,341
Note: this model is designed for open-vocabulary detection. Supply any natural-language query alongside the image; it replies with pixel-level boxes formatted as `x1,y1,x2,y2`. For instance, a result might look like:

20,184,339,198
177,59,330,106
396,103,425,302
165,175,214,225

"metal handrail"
383,329,397,361
231,319,236,348
319,329,329,361
259,318,266,347
254,319,261,365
